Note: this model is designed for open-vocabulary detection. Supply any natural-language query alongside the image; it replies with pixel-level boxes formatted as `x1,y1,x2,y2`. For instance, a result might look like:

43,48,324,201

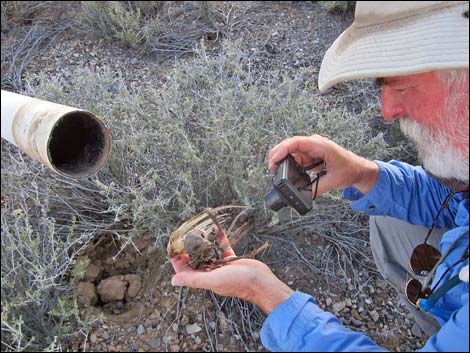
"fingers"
170,254,190,273
268,136,325,171
171,270,210,288
214,226,236,259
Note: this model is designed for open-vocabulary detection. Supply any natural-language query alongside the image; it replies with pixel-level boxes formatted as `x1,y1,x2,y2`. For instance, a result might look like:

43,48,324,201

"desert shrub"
0,166,105,351
79,1,146,48
79,1,215,55
319,1,356,14
78,1,258,59
1,1,49,31
1,41,412,351
1,2,76,91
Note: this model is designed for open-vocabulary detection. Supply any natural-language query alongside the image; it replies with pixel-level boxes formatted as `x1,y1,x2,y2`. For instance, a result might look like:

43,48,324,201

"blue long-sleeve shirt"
260,160,469,352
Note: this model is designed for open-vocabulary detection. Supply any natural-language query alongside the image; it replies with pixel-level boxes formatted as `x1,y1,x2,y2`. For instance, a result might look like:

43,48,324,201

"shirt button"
368,205,376,211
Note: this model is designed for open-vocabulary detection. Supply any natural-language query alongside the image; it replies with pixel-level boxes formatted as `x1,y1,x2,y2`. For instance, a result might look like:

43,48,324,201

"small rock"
400,344,411,352
186,323,202,335
128,342,140,351
114,259,130,270
351,308,362,321
170,344,180,351
325,298,332,306
333,301,346,312
350,318,363,327
90,333,98,344
137,324,145,335
101,331,110,340
411,323,422,338
149,309,161,319
124,274,142,298
85,262,102,281
97,276,126,302
194,336,202,345
147,338,161,349
369,310,380,322
77,281,97,306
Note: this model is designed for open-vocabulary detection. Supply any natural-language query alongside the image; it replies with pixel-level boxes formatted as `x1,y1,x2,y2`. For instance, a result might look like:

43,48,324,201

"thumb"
171,274,186,286
171,272,207,289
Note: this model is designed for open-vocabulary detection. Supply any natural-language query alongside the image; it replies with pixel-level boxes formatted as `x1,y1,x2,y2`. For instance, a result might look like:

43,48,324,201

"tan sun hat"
318,1,469,93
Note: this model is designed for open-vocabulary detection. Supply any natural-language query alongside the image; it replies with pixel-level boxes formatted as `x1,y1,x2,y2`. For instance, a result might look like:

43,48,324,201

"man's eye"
392,86,408,92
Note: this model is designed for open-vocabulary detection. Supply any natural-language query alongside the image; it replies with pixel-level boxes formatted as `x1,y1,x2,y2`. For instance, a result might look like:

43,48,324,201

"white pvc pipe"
1,90,111,179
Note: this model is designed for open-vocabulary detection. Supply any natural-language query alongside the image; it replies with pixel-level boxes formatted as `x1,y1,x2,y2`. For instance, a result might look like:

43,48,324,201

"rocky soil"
2,1,429,352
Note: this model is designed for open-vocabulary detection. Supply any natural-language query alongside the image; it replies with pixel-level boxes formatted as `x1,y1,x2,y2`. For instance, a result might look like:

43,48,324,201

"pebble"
137,325,145,335
128,342,140,351
350,318,363,327
147,338,161,349
90,333,98,343
186,323,202,335
411,323,422,338
333,301,346,312
369,310,380,322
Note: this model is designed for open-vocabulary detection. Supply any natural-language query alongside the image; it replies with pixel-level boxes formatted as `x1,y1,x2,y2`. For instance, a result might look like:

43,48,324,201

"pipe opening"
48,111,110,178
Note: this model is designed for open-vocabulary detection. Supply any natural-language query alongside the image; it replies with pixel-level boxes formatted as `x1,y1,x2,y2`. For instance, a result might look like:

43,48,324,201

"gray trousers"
369,216,448,336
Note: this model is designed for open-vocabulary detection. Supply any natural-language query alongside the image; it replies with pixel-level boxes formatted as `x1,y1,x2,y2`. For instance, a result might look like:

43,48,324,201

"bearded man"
171,2,469,351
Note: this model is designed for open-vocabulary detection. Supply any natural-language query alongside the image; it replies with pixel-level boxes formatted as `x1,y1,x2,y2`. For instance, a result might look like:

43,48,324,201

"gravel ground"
2,1,428,351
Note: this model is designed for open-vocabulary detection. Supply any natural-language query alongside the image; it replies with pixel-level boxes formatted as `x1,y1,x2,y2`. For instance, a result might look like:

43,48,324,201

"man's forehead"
382,77,409,84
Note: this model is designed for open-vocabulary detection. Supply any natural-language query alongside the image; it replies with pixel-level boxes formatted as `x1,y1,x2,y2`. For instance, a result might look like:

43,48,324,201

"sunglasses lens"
406,279,422,306
405,279,432,307
410,244,441,276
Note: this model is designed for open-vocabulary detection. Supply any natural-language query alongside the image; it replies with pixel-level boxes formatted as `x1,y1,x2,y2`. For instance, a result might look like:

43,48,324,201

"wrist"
352,157,379,195
251,276,294,315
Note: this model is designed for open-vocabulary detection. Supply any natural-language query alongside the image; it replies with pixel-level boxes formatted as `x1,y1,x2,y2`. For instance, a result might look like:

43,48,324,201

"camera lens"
264,188,285,211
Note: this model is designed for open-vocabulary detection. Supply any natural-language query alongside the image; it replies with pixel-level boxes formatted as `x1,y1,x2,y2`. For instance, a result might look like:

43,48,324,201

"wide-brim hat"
319,1,469,93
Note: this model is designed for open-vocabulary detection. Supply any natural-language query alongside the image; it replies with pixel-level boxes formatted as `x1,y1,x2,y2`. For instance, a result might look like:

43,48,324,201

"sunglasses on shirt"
405,191,469,308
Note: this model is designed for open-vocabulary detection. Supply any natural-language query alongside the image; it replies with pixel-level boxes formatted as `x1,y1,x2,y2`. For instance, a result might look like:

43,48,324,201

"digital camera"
264,154,313,215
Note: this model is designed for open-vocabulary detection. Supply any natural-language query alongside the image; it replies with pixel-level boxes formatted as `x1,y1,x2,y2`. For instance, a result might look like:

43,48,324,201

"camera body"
264,154,313,215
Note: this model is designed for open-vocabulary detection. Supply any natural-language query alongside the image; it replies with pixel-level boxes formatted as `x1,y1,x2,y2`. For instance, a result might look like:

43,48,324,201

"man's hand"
268,135,379,196
170,233,294,315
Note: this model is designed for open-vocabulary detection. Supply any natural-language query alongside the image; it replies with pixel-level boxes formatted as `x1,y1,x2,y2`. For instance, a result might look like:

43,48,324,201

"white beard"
400,118,469,182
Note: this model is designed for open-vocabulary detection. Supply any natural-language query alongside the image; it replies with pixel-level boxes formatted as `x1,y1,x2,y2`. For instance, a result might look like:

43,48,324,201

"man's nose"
381,87,406,121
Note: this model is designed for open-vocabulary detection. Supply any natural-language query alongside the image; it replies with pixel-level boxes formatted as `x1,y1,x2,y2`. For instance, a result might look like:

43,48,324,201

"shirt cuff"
260,291,322,351
343,160,394,215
